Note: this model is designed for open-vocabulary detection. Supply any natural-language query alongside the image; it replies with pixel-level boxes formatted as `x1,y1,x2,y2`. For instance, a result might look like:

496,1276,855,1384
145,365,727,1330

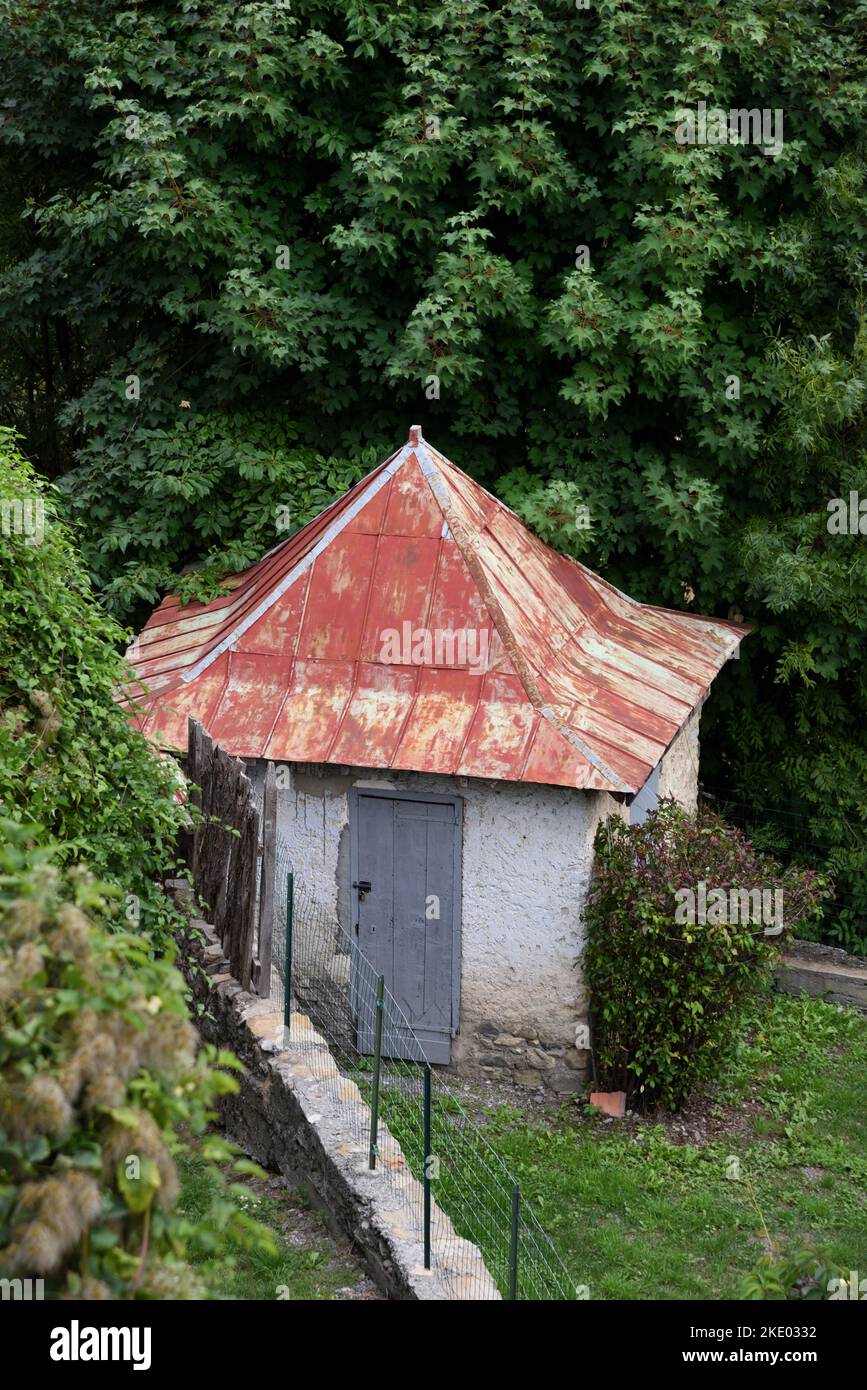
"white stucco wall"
244,708,700,1087
658,703,702,812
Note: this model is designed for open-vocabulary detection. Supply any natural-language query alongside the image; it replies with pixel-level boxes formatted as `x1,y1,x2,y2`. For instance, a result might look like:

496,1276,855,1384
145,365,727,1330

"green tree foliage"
731,327,867,954
0,1,865,933
59,392,379,613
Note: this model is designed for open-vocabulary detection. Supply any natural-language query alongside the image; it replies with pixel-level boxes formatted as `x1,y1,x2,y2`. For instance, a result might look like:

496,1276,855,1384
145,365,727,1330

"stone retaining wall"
167,880,500,1301
776,938,867,1014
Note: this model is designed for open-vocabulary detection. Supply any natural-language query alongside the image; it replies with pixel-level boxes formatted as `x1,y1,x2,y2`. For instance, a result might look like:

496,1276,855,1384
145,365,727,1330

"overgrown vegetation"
0,429,183,928
0,431,279,1297
0,831,275,1297
584,802,830,1109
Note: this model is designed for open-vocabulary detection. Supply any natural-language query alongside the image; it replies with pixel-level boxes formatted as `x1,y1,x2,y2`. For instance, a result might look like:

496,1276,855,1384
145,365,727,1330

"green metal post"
368,974,385,1169
423,1064,432,1268
283,871,294,1041
508,1184,520,1300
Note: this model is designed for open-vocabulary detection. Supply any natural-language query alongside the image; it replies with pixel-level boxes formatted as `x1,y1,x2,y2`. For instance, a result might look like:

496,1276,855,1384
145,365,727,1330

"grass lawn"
176,991,866,1301
177,1150,377,1301
478,992,867,1299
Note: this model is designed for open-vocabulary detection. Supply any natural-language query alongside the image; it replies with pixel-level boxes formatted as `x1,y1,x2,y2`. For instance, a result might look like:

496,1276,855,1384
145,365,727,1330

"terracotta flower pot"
588,1090,627,1118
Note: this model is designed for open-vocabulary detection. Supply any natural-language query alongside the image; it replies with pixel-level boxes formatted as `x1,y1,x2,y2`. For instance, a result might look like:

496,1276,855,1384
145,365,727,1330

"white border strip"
181,445,412,683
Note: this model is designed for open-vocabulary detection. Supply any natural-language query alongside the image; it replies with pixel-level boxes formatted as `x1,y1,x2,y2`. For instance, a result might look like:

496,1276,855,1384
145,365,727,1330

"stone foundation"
453,1021,591,1093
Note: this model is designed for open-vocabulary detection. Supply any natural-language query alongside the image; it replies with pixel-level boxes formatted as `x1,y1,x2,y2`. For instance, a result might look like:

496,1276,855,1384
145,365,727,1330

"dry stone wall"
168,879,500,1301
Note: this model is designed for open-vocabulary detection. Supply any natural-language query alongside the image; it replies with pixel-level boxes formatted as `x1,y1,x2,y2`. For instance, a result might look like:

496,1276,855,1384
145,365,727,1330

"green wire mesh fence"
270,868,575,1301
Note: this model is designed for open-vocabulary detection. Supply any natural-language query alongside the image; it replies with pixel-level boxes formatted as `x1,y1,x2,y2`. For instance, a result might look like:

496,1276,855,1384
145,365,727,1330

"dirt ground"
246,1170,383,1300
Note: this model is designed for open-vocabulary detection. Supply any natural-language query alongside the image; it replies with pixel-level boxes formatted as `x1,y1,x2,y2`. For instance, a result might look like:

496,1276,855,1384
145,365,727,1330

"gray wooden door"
351,790,460,1064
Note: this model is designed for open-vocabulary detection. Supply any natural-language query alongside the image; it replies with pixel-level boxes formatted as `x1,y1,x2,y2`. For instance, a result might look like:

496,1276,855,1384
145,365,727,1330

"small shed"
128,427,747,1090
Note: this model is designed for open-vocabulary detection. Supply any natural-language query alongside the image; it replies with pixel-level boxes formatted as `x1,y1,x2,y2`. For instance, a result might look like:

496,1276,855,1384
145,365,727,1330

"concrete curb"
776,937,867,1014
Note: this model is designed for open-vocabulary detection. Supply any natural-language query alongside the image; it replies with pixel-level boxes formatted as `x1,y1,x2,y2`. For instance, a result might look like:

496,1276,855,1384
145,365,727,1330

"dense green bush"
583,801,830,1111
0,428,183,927
0,829,274,1298
0,429,276,1297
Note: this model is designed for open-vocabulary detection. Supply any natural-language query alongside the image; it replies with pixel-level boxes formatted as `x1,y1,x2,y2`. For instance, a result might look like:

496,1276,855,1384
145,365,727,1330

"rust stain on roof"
123,428,749,793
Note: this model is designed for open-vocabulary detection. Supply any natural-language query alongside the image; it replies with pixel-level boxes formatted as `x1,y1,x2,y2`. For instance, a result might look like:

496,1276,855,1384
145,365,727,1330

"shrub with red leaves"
583,800,831,1111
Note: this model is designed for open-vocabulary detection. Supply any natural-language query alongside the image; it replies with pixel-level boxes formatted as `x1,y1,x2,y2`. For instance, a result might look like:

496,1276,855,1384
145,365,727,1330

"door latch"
352,879,372,901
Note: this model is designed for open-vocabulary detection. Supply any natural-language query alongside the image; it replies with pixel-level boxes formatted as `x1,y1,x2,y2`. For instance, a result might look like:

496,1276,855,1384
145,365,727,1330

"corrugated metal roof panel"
123,429,749,792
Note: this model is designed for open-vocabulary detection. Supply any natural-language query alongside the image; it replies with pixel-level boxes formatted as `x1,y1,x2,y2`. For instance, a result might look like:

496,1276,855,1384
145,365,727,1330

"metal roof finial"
409,424,423,447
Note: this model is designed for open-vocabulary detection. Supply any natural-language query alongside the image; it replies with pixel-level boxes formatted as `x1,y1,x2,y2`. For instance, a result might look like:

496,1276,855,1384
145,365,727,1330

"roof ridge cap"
179,444,412,684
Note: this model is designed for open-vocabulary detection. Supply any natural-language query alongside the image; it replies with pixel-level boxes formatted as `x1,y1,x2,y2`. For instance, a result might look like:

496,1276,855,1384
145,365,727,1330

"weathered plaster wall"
259,764,608,1089
244,710,700,1092
658,703,702,812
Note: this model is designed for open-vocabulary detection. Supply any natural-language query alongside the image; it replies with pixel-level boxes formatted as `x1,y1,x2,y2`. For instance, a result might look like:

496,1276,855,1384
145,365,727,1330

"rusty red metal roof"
124,427,748,793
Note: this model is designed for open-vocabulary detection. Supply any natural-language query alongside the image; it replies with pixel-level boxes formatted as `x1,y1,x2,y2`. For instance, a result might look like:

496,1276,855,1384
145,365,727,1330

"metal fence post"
283,870,294,1042
509,1184,520,1300
368,973,385,1169
423,1063,432,1268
